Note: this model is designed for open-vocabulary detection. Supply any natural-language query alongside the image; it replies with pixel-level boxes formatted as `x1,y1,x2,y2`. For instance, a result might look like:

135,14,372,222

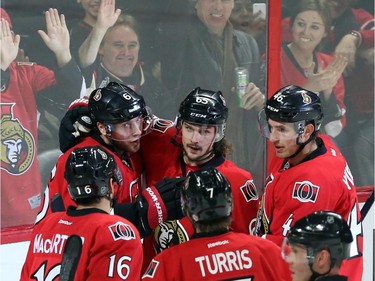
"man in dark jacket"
156,0,267,186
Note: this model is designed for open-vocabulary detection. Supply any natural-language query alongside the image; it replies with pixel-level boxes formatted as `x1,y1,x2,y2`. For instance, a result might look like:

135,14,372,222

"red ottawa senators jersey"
20,207,143,280
255,135,363,281
1,62,56,228
1,60,83,228
140,118,260,272
141,231,291,281
35,136,140,223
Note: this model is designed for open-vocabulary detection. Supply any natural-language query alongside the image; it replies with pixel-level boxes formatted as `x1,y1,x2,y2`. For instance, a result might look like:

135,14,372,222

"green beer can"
235,67,249,107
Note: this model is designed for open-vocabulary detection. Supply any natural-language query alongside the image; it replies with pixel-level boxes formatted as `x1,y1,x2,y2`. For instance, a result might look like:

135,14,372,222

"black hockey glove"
154,177,186,220
59,98,93,152
136,177,185,236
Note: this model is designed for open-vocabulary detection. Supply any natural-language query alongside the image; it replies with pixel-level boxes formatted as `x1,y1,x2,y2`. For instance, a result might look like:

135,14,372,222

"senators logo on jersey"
151,118,174,134
1,104,35,175
109,222,136,241
240,180,259,202
292,181,320,203
143,260,160,278
153,220,189,253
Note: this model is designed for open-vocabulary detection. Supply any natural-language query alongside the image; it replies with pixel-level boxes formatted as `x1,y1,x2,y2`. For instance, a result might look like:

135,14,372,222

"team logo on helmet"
100,186,108,194
113,167,123,187
301,92,312,104
97,148,108,160
219,94,226,107
92,89,102,101
108,222,136,241
327,215,335,224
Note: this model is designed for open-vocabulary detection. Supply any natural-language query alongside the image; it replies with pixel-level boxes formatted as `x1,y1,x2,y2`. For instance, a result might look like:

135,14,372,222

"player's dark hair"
76,196,102,205
195,217,232,233
213,139,233,157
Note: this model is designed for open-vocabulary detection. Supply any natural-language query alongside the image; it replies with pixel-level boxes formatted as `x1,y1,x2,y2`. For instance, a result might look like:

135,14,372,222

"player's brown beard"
183,145,215,166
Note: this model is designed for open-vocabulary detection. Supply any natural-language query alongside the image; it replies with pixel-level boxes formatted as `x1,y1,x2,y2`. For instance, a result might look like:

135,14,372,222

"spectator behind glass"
230,0,267,52
346,19,374,186
70,0,161,80
319,0,374,187
69,0,121,67
156,0,266,186
142,168,290,281
280,0,348,142
282,0,374,186
0,8,84,228
353,0,374,15
78,10,172,119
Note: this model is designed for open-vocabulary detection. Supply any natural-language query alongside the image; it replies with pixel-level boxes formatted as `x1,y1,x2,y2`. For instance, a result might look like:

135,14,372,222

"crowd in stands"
0,0,373,280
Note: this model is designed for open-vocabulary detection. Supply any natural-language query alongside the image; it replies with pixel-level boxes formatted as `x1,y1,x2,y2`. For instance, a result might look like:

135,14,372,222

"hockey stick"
60,234,83,281
360,190,374,222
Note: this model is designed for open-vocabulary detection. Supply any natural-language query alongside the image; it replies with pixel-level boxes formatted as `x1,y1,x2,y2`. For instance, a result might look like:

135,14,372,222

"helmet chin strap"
287,132,315,161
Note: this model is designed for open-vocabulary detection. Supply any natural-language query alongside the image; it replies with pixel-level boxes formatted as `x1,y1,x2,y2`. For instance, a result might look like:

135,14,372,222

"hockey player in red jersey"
282,211,353,281
21,146,143,280
57,87,260,270
142,167,291,281
255,85,363,281
139,87,260,269
1,8,84,228
38,82,183,237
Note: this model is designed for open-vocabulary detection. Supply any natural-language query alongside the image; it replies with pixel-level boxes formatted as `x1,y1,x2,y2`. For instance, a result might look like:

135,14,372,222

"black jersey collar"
66,206,108,216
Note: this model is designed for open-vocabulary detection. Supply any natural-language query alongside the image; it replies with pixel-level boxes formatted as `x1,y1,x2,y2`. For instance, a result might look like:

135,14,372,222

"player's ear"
313,249,331,274
109,177,119,196
97,122,107,135
302,123,314,142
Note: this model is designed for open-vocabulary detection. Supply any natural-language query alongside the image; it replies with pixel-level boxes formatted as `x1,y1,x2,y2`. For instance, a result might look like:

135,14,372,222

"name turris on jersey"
33,233,84,254
195,249,252,277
